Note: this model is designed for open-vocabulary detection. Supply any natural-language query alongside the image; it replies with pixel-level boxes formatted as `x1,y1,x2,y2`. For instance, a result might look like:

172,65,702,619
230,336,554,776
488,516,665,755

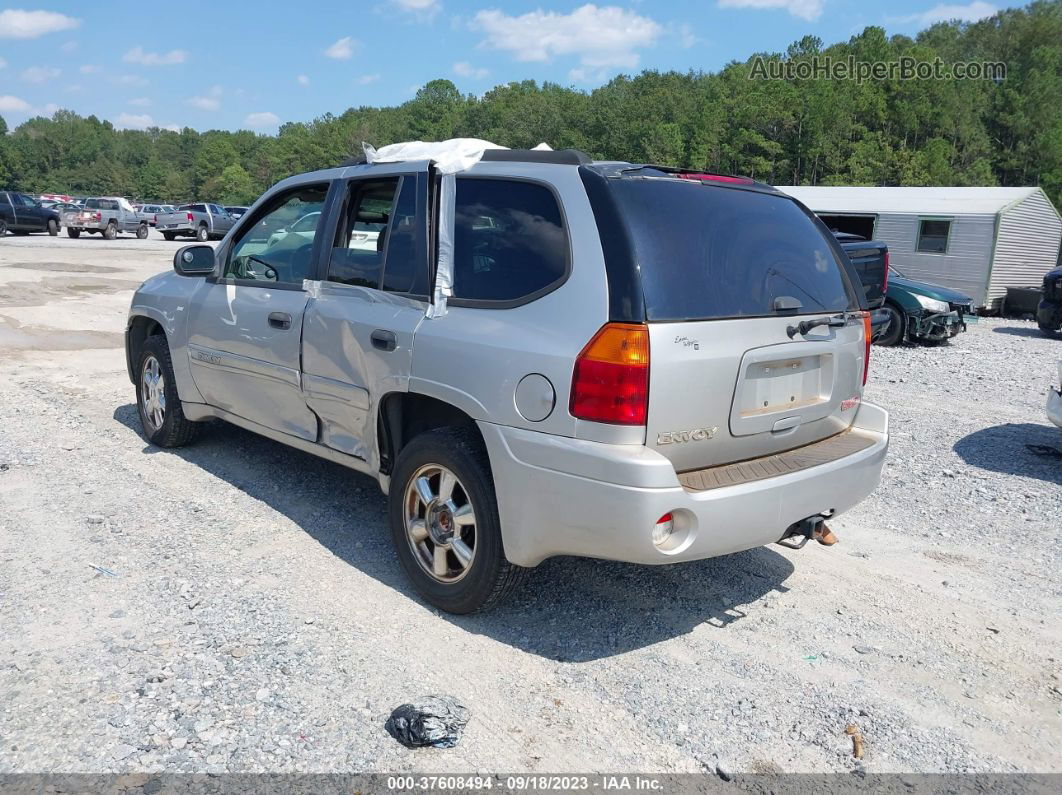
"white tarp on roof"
776,186,1038,215
362,138,551,317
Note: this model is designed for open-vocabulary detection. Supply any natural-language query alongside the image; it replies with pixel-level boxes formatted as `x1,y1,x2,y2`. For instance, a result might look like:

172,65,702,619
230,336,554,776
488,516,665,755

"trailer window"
916,219,951,254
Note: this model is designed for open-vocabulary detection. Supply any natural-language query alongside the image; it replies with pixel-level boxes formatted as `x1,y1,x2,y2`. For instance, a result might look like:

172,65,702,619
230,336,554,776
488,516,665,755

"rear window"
85,198,118,210
608,179,858,321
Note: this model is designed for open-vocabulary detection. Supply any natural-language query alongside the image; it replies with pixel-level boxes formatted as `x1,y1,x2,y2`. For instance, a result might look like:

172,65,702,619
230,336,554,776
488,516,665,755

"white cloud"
472,4,662,74
244,111,279,128
162,123,181,133
453,61,489,79
187,85,222,111
113,74,149,86
129,97,151,107
358,73,381,85
61,40,77,53
21,66,61,83
717,0,825,21
678,24,699,48
894,2,997,26
116,112,154,130
324,36,356,59
0,9,80,39
123,45,188,66
297,74,310,86
79,64,99,74
0,57,7,70
390,0,441,20
0,95,31,112
43,102,59,115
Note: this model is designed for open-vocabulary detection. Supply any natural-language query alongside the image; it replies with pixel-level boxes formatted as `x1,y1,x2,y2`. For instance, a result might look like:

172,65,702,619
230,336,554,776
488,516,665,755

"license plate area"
730,343,837,437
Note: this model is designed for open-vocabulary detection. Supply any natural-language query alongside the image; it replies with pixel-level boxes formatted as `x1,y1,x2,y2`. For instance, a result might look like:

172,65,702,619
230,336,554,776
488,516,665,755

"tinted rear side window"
452,178,568,303
609,179,858,321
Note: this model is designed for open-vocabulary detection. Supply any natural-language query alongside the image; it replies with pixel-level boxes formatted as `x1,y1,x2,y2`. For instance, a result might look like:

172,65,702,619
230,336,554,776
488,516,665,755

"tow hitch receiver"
778,516,838,549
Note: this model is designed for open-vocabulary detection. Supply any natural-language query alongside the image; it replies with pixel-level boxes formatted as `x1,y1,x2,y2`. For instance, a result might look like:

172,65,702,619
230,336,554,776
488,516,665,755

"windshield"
608,178,860,321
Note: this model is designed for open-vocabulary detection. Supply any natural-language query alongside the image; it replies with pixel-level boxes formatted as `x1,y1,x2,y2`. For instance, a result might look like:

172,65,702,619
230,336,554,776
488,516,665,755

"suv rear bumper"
479,402,888,567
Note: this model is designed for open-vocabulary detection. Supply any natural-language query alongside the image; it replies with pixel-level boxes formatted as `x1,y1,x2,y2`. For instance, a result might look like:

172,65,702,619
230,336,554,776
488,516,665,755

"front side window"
225,184,328,285
451,179,568,303
917,219,951,253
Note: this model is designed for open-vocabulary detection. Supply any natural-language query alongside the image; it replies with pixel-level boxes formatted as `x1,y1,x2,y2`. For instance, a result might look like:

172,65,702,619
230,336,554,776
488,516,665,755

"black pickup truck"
833,232,888,310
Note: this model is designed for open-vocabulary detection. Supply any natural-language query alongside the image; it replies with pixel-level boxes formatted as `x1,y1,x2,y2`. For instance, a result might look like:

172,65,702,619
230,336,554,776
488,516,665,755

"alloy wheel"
403,464,477,583
140,355,166,432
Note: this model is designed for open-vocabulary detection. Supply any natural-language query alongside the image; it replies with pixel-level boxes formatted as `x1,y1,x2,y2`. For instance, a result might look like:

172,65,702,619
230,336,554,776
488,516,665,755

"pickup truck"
63,197,149,239
124,145,889,613
0,191,61,236
156,203,235,242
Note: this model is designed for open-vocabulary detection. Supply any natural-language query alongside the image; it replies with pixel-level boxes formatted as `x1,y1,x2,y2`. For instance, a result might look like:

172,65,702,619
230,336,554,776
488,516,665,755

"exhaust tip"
813,523,838,546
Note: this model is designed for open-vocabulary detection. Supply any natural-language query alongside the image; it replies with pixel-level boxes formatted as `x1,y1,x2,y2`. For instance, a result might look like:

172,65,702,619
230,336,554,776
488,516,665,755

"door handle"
268,312,292,330
371,329,397,351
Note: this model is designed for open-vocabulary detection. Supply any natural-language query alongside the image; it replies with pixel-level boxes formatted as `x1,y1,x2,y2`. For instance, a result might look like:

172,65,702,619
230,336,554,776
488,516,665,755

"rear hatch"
598,173,867,473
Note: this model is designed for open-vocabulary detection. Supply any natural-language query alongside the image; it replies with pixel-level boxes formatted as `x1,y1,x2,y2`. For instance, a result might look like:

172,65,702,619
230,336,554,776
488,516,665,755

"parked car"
873,264,974,346
0,191,61,236
136,204,174,227
1048,361,1062,428
124,148,888,613
156,203,235,242
833,232,888,310
1036,265,1062,338
62,197,149,239
225,206,250,220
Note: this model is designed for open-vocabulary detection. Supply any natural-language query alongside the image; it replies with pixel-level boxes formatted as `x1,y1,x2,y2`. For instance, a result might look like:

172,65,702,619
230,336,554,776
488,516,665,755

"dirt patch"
0,276,142,308
1,261,124,274
0,315,123,352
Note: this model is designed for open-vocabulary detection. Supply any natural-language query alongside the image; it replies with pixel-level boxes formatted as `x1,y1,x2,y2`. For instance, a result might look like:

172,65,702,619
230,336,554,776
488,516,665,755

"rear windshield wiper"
787,313,849,338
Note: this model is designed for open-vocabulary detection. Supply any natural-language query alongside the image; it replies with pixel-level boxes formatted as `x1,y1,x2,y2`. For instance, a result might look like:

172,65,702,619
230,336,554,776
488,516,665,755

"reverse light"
652,513,675,547
570,323,649,425
861,311,872,386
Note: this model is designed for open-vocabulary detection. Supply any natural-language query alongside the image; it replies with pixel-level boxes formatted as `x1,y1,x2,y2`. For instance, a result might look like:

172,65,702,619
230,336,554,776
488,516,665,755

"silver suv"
124,149,889,613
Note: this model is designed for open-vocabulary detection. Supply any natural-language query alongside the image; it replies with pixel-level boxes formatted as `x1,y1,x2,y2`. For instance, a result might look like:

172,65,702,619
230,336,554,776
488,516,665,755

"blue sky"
0,0,1016,133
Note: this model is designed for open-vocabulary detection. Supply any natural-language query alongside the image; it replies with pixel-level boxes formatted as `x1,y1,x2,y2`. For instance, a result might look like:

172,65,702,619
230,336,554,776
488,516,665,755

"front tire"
389,427,526,614
195,224,208,243
162,231,176,241
135,335,201,448
67,227,81,238
47,219,59,236
874,304,905,346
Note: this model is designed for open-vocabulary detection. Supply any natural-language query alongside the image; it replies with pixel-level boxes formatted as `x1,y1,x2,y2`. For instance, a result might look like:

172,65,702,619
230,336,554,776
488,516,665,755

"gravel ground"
0,234,1060,775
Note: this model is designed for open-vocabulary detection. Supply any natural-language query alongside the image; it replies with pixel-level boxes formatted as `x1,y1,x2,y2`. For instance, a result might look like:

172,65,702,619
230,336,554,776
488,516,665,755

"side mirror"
174,244,215,276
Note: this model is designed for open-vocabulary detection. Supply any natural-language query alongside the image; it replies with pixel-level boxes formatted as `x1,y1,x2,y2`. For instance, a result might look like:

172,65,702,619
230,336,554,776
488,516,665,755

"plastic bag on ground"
385,695,471,749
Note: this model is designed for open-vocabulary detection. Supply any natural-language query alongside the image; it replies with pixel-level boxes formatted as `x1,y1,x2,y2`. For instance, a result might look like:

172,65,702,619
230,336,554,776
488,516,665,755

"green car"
876,266,975,346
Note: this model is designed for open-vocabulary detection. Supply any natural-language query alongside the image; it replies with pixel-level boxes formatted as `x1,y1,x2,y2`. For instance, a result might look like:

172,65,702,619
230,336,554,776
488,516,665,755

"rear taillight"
861,312,872,386
570,323,649,425
882,251,890,294
94,211,101,222
153,214,158,224
186,212,194,222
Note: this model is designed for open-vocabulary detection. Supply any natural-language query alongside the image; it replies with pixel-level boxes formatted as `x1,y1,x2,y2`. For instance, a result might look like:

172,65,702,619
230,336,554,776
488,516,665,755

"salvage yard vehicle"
136,203,175,227
1037,265,1062,338
124,143,889,613
156,202,235,242
0,190,61,236
833,232,888,309
225,206,250,220
63,197,149,239
874,264,974,346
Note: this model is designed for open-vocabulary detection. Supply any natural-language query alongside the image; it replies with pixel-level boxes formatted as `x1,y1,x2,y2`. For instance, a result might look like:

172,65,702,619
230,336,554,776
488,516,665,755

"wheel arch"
125,313,164,383
376,391,485,477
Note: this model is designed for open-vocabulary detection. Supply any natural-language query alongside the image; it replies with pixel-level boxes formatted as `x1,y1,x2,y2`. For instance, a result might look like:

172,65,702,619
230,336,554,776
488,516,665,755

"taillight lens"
882,250,890,294
570,323,649,425
186,212,194,222
861,311,872,386
94,211,101,222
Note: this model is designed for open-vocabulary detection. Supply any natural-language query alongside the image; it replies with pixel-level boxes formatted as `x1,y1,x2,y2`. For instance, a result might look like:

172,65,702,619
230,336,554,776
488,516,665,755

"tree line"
0,0,1058,209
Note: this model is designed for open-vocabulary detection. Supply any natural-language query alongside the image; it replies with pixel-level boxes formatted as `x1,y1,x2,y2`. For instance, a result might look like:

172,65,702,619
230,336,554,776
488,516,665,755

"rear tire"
47,219,58,236
136,223,149,239
66,227,81,238
389,426,527,614
162,231,176,241
195,224,208,243
103,222,117,240
135,335,201,448
0,220,6,236
874,304,905,346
